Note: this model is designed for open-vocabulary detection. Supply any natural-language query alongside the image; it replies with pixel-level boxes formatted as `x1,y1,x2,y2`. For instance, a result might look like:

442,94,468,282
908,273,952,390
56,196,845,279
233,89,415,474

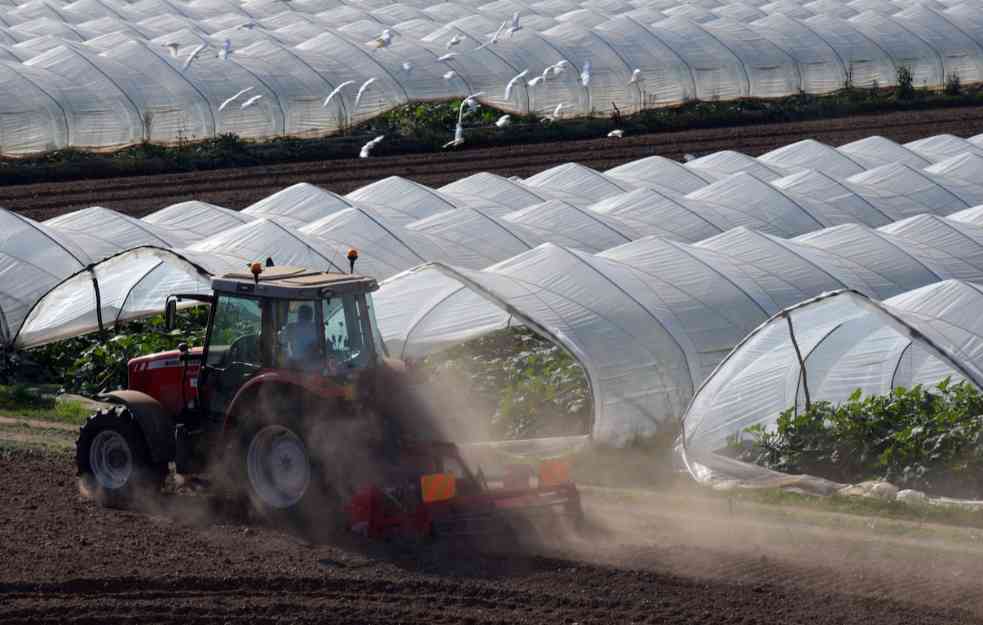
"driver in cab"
281,304,320,368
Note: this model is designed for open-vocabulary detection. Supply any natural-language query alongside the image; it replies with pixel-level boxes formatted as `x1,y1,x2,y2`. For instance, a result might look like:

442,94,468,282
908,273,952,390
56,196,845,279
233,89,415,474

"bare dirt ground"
5,106,983,221
3,445,983,625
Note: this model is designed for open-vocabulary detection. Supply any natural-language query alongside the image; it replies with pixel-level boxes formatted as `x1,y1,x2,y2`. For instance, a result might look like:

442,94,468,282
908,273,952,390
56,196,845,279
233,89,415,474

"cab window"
205,295,263,368
323,295,373,373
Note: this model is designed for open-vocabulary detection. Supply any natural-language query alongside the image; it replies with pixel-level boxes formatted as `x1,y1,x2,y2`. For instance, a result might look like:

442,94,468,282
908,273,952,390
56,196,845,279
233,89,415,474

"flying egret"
446,33,465,48
443,70,457,81
463,92,483,113
182,43,206,71
163,42,179,58
527,75,545,88
402,61,413,73
504,69,528,100
629,68,642,84
437,52,457,62
495,114,511,128
240,94,263,109
580,60,591,87
353,77,377,112
443,123,465,148
360,135,384,158
219,86,254,111
607,129,624,138
366,29,392,50
475,20,507,50
323,80,355,108
219,38,232,61
545,102,564,122
507,11,521,37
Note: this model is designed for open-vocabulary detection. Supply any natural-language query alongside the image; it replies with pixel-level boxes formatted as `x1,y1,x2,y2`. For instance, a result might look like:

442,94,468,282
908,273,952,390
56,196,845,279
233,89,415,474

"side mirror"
164,298,178,331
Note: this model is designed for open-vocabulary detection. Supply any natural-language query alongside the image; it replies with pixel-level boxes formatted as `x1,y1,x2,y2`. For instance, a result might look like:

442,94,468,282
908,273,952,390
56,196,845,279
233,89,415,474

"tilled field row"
5,106,983,222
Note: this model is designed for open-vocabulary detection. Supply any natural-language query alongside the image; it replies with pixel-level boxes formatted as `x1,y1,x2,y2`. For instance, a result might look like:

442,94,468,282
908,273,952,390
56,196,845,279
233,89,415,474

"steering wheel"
227,334,260,366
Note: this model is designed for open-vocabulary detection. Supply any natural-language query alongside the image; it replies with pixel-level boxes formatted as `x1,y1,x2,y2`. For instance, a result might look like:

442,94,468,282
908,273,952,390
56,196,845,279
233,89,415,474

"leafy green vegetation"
736,379,983,498
3,84,983,185
423,327,591,440
17,307,208,397
0,385,89,424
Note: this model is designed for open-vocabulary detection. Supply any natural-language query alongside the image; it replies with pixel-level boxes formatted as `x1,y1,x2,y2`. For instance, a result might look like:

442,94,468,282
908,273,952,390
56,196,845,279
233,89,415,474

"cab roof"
212,266,378,299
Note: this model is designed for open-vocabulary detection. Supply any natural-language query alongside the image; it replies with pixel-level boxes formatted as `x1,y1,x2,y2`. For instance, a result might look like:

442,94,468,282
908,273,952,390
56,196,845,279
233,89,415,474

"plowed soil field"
5,106,983,221
3,446,983,625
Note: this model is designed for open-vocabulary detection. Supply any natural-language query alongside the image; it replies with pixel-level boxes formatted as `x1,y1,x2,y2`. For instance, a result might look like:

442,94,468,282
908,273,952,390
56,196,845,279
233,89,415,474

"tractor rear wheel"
76,406,167,509
243,422,313,513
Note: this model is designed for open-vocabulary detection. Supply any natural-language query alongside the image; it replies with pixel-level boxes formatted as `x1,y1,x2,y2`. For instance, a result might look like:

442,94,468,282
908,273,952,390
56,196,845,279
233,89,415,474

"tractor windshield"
322,294,375,374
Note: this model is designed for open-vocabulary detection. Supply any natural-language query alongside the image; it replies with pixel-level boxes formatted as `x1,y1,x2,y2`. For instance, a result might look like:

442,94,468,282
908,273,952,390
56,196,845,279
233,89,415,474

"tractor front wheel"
76,407,167,508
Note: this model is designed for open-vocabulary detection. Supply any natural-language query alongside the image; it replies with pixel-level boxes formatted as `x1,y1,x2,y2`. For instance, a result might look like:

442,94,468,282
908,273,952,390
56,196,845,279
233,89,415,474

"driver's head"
297,304,313,323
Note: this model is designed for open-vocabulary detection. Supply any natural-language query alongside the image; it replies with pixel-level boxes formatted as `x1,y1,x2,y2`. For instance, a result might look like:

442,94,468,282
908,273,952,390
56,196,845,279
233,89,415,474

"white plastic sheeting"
4,0,983,154
9,132,983,442
681,280,983,481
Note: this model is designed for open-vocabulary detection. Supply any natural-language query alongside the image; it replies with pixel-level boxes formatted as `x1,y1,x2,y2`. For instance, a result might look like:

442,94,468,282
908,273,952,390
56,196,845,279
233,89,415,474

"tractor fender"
223,372,344,432
102,390,176,464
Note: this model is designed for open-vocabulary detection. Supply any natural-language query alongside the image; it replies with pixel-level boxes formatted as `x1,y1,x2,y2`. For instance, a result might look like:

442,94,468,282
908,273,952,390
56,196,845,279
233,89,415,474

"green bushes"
737,379,983,498
22,307,207,396
422,327,591,440
896,65,916,100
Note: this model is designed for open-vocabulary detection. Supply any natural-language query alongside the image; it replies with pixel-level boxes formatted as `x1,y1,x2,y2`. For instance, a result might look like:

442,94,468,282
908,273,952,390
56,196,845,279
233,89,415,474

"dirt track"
6,106,983,222
4,447,983,624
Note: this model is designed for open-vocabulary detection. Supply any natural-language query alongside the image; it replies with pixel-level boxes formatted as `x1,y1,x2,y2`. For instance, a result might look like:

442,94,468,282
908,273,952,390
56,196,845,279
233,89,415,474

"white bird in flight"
495,114,511,128
545,102,564,122
628,68,642,84
323,80,355,108
443,70,457,81
463,92,483,113
353,78,377,112
219,39,232,61
366,29,393,50
505,69,528,100
437,52,457,62
580,60,591,87
402,61,413,73
182,43,206,71
446,33,465,48
219,86,254,111
608,129,624,138
527,75,545,88
360,135,385,158
163,42,180,58
475,21,507,50
240,94,263,109
507,11,521,37
443,123,465,148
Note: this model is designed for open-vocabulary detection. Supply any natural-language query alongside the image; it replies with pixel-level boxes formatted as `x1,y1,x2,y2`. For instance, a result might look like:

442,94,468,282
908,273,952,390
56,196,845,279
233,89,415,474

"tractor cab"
174,265,383,430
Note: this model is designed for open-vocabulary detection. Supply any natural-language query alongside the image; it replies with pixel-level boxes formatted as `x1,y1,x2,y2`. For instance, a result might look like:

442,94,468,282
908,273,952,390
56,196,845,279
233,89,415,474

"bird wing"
181,43,206,71
580,60,591,86
353,78,376,111
490,20,506,43
504,75,520,100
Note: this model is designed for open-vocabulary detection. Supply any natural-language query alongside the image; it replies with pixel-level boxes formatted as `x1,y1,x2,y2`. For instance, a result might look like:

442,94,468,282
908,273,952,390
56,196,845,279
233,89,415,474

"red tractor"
76,263,581,540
